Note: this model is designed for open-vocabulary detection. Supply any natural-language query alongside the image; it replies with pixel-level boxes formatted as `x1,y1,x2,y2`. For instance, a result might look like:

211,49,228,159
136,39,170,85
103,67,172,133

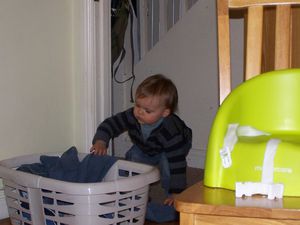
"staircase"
112,0,217,169
137,0,199,59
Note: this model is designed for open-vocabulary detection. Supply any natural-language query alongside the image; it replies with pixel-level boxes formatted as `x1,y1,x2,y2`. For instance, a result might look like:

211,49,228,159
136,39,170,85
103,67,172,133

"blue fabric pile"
17,146,117,183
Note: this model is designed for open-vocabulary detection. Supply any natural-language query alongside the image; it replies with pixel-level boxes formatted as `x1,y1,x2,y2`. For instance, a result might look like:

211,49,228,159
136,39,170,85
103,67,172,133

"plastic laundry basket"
0,152,160,225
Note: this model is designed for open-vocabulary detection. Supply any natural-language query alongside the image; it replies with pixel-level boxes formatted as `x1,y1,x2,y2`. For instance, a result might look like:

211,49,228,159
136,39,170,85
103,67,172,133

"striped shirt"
92,107,192,193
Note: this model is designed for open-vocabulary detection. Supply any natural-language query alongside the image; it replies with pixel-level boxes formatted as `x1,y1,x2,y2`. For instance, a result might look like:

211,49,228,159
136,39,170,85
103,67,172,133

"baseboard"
186,148,206,169
0,191,8,219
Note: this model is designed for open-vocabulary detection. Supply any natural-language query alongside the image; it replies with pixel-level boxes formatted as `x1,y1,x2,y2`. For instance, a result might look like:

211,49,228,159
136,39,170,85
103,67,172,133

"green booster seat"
204,69,300,199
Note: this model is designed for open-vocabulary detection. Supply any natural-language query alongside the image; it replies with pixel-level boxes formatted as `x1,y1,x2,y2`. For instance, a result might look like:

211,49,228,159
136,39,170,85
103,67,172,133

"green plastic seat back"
204,69,300,196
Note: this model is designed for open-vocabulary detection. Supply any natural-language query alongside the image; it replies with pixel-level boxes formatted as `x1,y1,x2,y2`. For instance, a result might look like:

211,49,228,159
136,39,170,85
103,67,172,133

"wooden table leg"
180,212,195,225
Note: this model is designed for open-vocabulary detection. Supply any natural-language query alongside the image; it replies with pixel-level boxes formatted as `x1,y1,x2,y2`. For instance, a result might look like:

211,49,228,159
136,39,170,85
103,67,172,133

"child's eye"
145,110,151,113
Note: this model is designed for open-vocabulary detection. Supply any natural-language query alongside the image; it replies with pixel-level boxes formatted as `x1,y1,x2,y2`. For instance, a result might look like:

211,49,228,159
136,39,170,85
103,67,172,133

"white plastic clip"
220,146,232,168
236,182,284,200
220,124,238,168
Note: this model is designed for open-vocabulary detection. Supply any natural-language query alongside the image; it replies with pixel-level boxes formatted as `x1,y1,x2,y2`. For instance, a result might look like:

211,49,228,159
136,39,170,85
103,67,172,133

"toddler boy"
90,74,192,205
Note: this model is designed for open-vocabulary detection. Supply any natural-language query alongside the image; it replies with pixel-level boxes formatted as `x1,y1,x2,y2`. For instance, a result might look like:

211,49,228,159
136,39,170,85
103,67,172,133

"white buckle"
220,124,238,168
220,146,232,168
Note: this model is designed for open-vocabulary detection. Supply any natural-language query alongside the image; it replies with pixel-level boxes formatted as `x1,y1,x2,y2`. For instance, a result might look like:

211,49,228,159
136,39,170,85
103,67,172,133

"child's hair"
135,74,178,113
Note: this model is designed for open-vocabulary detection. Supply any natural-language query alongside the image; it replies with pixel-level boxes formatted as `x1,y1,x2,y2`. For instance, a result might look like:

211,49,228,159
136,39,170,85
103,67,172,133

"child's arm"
91,108,133,155
90,140,107,155
91,120,114,156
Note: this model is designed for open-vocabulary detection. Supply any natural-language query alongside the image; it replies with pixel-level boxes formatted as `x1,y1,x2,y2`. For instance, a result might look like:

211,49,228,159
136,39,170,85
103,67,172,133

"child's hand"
90,140,107,155
163,194,177,206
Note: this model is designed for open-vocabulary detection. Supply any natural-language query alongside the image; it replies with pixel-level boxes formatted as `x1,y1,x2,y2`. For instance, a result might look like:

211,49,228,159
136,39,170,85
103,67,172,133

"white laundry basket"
0,152,160,225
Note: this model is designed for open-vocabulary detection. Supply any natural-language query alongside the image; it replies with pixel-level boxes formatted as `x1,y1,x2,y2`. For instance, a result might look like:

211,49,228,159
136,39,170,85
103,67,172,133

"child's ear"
162,108,171,117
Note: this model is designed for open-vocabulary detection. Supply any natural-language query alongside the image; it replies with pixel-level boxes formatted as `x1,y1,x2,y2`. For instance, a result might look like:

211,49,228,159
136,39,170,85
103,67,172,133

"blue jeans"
125,145,171,195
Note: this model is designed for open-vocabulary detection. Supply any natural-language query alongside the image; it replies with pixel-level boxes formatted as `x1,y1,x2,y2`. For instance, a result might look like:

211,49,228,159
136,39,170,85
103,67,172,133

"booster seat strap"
237,126,270,137
235,138,284,199
261,139,281,183
220,124,271,168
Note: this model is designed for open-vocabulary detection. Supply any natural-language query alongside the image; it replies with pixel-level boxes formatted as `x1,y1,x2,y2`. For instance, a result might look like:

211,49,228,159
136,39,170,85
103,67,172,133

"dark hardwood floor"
145,220,179,225
0,219,10,225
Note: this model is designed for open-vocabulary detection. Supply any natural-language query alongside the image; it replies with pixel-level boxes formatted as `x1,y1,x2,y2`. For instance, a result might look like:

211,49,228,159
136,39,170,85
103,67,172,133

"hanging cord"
128,0,136,103
112,0,136,103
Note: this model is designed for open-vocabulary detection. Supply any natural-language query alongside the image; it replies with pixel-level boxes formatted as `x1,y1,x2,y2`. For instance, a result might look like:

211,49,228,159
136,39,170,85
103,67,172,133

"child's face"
134,96,170,125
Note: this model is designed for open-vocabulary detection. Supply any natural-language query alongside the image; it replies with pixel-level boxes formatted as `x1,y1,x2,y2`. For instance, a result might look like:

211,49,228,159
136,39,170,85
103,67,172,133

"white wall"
0,0,114,218
0,0,87,160
0,0,89,218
